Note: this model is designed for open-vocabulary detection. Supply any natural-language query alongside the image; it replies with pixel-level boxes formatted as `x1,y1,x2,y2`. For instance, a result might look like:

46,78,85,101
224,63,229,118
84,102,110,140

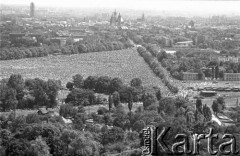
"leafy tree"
109,78,124,93
83,76,98,90
78,44,88,53
101,126,125,145
6,139,30,156
155,88,162,101
198,70,205,80
202,104,212,121
212,96,226,116
215,65,219,79
112,91,120,107
132,120,145,132
7,74,25,100
128,93,133,112
65,88,95,106
216,96,225,109
157,49,167,62
196,98,203,113
66,82,74,91
25,113,40,124
0,129,12,147
130,78,142,88
95,76,111,94
29,136,51,156
102,114,113,125
0,146,6,156
46,79,60,108
113,104,127,128
97,107,108,115
186,111,195,126
73,113,85,130
4,87,18,111
34,87,48,107
158,97,176,115
194,110,205,123
108,95,113,112
142,92,157,110
68,132,101,156
72,74,84,88
59,104,78,118
212,100,220,116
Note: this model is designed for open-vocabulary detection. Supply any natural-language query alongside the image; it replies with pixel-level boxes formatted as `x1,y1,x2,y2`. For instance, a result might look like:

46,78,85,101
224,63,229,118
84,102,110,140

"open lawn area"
0,48,169,95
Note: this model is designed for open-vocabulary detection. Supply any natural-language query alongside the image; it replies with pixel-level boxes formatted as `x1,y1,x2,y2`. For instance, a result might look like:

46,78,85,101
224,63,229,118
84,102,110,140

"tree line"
65,74,154,107
137,46,179,93
0,36,134,60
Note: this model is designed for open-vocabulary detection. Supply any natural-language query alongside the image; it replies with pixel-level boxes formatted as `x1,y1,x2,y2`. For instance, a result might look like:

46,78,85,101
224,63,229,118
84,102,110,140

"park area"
0,48,169,95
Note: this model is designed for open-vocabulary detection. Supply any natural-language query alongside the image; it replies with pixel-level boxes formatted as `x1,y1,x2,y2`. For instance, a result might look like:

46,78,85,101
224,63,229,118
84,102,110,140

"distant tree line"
0,36,134,60
0,44,61,60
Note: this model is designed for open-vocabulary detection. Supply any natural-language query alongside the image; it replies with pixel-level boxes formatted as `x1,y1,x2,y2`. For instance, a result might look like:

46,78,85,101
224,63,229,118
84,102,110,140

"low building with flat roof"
218,56,240,63
224,73,240,81
182,72,198,80
200,90,217,97
174,41,193,48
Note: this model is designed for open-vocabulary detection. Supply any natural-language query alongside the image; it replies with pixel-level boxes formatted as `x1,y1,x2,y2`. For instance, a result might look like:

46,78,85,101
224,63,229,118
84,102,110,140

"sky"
1,0,240,16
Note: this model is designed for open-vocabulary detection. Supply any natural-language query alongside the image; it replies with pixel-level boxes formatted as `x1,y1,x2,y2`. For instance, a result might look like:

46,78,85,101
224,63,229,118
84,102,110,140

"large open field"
0,48,169,95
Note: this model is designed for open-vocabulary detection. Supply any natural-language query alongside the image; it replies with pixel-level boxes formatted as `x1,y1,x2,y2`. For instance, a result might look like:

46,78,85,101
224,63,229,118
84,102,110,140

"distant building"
162,37,172,47
165,50,176,55
137,13,145,22
110,10,123,26
218,55,240,63
224,73,240,81
182,72,198,80
174,41,193,48
30,2,35,17
50,38,67,46
0,9,15,15
200,91,217,97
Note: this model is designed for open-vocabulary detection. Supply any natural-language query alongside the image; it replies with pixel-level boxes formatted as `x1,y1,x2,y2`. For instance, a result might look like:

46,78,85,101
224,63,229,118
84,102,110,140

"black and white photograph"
0,0,240,155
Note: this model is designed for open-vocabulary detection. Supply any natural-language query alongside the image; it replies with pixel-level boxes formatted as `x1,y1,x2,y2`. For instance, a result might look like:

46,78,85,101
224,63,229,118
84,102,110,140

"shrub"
132,120,145,132
26,113,40,124
97,107,108,115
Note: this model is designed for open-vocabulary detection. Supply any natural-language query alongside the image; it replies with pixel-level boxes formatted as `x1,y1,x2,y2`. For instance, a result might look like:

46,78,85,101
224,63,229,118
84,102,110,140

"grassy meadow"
0,48,169,95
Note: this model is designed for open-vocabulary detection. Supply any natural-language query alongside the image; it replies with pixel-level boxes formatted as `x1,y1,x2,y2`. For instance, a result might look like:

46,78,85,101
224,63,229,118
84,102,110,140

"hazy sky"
1,0,240,15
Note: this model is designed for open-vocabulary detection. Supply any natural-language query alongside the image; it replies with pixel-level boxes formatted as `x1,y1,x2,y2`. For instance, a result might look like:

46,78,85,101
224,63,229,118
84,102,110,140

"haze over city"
1,0,240,17
1,0,240,156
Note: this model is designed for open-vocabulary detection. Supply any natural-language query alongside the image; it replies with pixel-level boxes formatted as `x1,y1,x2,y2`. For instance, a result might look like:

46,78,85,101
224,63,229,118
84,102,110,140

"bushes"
97,107,108,115
65,88,96,106
26,113,41,124
132,120,145,132
59,104,78,118
101,126,125,145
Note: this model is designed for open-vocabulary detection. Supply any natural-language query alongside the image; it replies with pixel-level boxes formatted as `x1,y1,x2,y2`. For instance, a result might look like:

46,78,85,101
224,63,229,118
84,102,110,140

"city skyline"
1,0,240,17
